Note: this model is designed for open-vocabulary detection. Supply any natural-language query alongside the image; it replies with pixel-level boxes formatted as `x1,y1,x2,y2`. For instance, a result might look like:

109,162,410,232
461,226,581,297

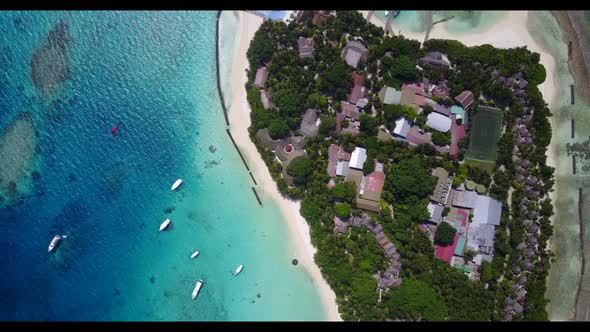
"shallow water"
0,11,325,321
527,11,590,320
372,11,505,35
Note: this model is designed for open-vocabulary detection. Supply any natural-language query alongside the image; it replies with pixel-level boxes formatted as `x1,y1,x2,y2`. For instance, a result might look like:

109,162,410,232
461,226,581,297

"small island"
244,11,554,321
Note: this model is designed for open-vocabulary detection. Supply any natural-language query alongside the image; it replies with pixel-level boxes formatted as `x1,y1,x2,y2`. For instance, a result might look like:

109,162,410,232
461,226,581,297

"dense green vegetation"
434,222,457,246
267,119,290,139
335,202,352,218
286,156,314,185
244,11,555,321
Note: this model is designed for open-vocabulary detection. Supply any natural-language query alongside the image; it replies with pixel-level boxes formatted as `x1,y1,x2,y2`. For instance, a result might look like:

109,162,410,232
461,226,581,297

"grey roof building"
427,202,444,224
297,36,315,59
341,40,369,69
299,109,319,137
418,51,451,70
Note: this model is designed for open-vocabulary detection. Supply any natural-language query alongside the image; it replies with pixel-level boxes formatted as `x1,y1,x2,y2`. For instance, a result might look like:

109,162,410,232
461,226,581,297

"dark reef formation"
30,20,71,97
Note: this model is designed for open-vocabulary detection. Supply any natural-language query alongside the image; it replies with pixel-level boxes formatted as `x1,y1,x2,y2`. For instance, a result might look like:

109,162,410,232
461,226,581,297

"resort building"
418,51,451,70
297,36,315,59
336,102,361,135
295,10,332,25
400,87,416,107
349,147,367,170
427,202,444,224
392,117,411,139
455,90,475,109
345,168,364,189
347,72,368,107
378,86,402,105
450,187,503,265
426,112,452,132
430,167,451,205
256,128,281,150
377,125,393,142
254,66,268,88
299,108,320,137
327,144,351,177
449,119,465,160
406,126,432,147
341,40,369,69
260,90,272,110
356,165,385,213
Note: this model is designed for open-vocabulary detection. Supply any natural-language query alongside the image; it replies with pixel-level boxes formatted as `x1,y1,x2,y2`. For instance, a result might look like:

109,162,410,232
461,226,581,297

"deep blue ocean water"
0,11,325,321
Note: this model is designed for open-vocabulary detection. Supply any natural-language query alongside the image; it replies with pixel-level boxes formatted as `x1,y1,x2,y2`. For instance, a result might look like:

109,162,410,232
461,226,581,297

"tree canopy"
383,278,449,321
286,156,314,185
434,222,457,246
385,156,436,206
267,119,290,139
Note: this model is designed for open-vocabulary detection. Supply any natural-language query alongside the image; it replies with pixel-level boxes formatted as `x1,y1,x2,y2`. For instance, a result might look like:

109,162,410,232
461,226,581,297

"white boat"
159,219,171,231
171,179,183,191
48,235,61,252
191,250,200,259
233,264,244,276
384,11,390,16
192,279,203,300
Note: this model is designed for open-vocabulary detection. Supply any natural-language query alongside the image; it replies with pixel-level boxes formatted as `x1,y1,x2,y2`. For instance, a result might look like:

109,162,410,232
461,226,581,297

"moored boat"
192,279,203,300
233,264,244,276
191,250,200,259
48,235,61,252
393,10,400,17
159,219,171,231
171,179,183,191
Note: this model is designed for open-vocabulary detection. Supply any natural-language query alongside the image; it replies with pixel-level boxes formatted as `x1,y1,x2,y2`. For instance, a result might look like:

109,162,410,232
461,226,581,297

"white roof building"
393,117,411,138
349,147,367,170
473,195,502,226
336,160,349,177
426,112,452,132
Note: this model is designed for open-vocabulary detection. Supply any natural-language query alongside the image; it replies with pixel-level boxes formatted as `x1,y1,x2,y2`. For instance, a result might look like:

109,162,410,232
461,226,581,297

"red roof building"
406,126,432,147
336,102,361,133
455,90,474,109
347,72,367,104
254,67,268,88
449,121,465,159
435,234,460,263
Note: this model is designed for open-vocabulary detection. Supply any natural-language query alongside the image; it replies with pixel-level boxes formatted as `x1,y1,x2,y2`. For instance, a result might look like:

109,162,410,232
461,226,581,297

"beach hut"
514,303,524,314
528,210,538,220
529,236,538,246
525,248,535,259
529,223,539,234
512,265,521,275
524,259,532,271
254,67,268,88
515,174,525,183
527,176,539,186
517,242,526,251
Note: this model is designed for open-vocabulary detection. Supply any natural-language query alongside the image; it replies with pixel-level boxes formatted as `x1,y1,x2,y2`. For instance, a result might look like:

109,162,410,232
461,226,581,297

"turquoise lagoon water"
0,11,325,321
372,11,505,35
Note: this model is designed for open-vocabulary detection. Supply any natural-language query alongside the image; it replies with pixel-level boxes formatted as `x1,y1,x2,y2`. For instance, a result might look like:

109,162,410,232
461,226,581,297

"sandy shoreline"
220,11,342,321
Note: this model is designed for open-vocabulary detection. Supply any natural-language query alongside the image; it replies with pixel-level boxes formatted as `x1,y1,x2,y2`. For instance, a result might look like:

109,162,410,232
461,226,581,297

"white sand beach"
221,11,342,321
